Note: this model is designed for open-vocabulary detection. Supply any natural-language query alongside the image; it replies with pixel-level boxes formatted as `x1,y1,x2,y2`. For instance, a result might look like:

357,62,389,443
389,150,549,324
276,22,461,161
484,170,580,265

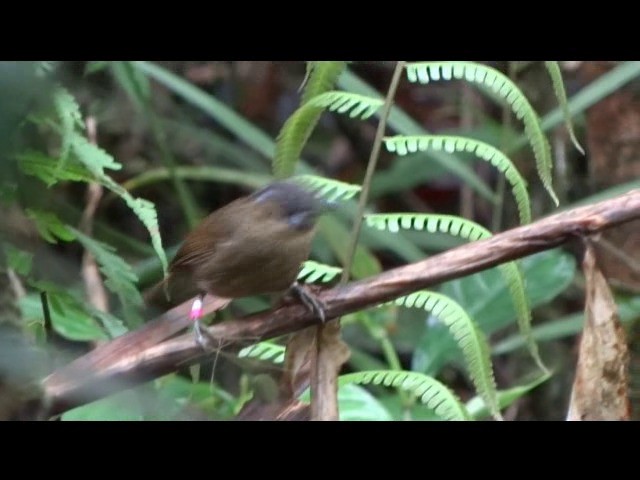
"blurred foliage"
2,61,640,421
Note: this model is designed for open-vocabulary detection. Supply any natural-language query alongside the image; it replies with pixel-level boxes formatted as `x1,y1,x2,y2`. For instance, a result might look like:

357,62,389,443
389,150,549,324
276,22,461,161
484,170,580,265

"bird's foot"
189,295,217,349
288,282,327,323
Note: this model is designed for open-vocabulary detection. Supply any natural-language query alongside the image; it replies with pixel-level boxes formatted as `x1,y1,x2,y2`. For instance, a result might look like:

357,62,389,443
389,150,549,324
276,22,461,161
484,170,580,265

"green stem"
360,314,413,416
121,166,270,193
341,61,406,282
329,61,407,415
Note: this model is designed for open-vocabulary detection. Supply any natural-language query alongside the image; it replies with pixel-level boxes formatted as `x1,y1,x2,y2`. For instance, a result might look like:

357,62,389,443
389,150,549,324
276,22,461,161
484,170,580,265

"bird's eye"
287,211,315,230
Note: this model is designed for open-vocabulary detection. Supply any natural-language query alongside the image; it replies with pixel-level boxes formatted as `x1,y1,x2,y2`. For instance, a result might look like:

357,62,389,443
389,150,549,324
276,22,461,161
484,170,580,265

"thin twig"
311,61,406,421
80,117,109,313
41,188,640,416
592,236,640,276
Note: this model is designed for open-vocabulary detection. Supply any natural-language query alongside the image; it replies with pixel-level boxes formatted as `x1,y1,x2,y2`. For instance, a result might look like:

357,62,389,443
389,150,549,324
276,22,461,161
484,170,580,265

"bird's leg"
189,293,216,348
288,282,326,323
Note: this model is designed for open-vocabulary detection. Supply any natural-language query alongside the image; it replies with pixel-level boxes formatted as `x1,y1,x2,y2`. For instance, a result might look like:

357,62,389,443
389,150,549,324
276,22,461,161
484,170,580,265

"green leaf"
337,384,394,421
544,62,585,155
414,249,576,374
337,68,496,202
384,135,531,224
238,341,285,364
84,61,109,75
387,292,499,420
132,61,277,161
67,134,168,277
298,260,342,284
62,391,143,420
293,175,361,202
19,291,107,341
493,295,640,355
19,133,168,278
52,87,84,170
274,91,383,178
25,209,76,244
365,212,543,370
509,61,640,154
70,228,143,324
340,370,471,421
69,130,122,175
18,151,94,186
466,372,551,419
319,215,381,279
2,243,33,276
110,61,151,111
153,374,238,420
91,308,129,338
301,61,348,105
405,62,557,206
121,165,270,194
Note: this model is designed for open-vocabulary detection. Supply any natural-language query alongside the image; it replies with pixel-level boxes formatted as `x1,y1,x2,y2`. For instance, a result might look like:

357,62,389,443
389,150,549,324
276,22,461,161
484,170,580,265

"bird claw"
289,282,327,323
190,294,217,350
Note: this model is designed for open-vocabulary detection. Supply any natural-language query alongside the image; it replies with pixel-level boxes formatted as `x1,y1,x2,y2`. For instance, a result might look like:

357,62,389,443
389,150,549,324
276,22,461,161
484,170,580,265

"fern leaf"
274,91,383,178
365,213,546,373
544,61,585,155
18,151,94,187
298,260,343,284
293,174,361,202
71,228,144,323
384,135,531,224
110,61,152,111
405,62,558,206
53,87,84,171
391,292,500,420
339,370,471,421
366,213,489,240
68,132,168,277
301,62,348,106
25,209,76,244
238,341,285,364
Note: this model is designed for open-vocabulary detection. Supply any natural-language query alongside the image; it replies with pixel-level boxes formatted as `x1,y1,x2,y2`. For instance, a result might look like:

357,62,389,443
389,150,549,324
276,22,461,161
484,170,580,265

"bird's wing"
169,198,244,271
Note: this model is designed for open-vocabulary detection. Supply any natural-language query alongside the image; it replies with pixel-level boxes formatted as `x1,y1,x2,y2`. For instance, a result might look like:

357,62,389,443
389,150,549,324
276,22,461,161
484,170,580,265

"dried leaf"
311,321,351,420
281,327,317,399
567,243,631,420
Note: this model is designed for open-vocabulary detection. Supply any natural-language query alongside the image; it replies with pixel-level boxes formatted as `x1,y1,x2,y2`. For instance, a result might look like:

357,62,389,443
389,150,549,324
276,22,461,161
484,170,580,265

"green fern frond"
405,62,558,206
366,213,490,240
293,174,361,202
238,341,285,364
339,370,471,421
18,151,94,187
544,61,585,155
25,209,76,244
68,132,168,277
384,135,531,224
298,260,343,284
391,292,500,420
274,91,383,178
70,229,143,323
300,62,348,105
366,213,546,373
53,87,84,171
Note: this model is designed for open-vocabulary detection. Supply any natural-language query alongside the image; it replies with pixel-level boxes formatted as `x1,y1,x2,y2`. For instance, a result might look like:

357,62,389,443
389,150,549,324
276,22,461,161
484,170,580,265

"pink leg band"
189,297,204,321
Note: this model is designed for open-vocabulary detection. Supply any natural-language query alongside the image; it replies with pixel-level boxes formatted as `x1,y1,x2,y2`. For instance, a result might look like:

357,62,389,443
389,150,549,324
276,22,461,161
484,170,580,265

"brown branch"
43,189,640,416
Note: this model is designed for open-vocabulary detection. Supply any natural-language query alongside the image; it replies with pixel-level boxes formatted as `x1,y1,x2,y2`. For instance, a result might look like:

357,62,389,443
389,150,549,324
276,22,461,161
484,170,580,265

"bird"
145,180,328,345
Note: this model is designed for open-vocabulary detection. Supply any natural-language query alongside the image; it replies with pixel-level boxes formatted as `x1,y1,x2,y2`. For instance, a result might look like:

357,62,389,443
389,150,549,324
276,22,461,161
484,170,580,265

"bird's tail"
143,272,201,316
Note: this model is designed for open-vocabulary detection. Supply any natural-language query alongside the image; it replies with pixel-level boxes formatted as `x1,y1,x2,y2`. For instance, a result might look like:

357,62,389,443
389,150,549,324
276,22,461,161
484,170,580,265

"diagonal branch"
43,189,640,416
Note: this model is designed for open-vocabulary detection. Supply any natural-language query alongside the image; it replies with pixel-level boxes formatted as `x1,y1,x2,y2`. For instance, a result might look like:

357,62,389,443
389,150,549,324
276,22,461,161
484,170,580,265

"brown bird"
145,180,327,344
